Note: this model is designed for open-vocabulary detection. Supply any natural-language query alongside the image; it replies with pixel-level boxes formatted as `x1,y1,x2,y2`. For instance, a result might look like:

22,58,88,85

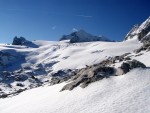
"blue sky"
0,0,150,43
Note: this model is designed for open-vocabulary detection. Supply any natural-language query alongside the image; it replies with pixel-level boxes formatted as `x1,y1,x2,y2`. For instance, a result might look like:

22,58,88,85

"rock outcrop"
61,66,114,91
50,69,75,85
134,39,150,53
60,58,146,91
116,60,146,75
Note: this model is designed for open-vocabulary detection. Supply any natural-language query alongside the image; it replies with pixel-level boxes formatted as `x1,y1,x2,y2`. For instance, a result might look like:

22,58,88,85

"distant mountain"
125,17,150,41
12,36,38,48
59,30,111,43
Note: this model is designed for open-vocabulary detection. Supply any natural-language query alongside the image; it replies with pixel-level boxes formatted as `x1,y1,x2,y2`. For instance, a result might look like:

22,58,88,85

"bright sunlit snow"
0,68,150,113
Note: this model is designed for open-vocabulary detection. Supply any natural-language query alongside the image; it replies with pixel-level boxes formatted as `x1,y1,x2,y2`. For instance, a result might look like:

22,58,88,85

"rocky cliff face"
12,37,28,45
125,17,150,41
124,24,139,40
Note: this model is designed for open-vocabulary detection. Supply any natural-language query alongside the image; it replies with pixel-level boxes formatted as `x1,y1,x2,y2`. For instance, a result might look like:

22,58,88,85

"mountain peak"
12,36,38,48
12,36,28,45
125,16,150,41
59,29,111,43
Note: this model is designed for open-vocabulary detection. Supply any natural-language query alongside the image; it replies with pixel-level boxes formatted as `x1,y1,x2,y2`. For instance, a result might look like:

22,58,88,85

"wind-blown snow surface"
0,68,150,113
0,39,146,94
0,39,141,72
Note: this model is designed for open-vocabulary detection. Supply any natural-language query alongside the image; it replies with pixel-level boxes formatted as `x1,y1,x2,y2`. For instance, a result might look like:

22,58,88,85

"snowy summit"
59,29,111,43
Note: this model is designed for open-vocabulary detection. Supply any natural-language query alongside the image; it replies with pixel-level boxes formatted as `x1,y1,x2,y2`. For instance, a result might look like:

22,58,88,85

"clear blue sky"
0,0,150,43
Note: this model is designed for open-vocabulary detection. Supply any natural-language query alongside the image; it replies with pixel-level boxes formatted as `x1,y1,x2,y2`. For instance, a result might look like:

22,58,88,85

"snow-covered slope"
0,39,143,96
0,68,150,113
1,39,141,72
2,38,141,71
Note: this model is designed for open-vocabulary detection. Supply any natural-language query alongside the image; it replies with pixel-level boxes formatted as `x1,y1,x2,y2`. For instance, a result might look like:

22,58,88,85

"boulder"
116,60,146,75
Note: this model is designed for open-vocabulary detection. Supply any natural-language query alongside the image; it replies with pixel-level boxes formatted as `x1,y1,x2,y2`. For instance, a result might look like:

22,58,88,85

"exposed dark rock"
60,58,146,91
98,59,113,66
137,29,149,41
60,66,114,91
113,53,131,62
12,36,38,48
51,69,73,77
50,69,76,85
135,53,143,57
128,60,146,68
134,41,150,53
25,71,34,76
98,53,131,66
70,36,80,43
33,66,47,76
120,53,131,58
50,76,71,85
12,36,27,45
125,17,150,41
124,57,131,61
44,61,59,68
15,88,27,94
0,71,14,83
134,48,141,54
59,53,133,91
116,63,130,75
15,74,28,82
116,60,146,75
141,33,150,43
0,93,8,98
59,30,111,43
16,83,24,87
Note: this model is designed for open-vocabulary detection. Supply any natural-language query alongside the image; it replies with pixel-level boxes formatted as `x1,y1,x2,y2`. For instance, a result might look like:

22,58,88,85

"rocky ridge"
125,17,150,41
